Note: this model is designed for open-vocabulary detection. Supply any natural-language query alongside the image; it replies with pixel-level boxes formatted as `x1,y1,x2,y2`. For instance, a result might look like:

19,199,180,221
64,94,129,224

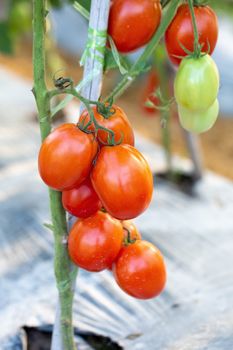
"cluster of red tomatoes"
109,1,220,134
165,4,220,134
38,105,166,299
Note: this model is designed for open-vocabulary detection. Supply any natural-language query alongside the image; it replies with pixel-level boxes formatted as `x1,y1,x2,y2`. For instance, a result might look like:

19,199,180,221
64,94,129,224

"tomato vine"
32,0,220,349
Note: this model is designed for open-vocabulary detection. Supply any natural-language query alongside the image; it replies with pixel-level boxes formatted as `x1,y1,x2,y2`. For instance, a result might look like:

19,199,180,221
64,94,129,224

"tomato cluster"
165,3,220,134
38,104,166,299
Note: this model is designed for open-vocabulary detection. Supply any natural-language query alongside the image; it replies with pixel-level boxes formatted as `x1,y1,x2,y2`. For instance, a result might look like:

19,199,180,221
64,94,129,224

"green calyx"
96,97,115,119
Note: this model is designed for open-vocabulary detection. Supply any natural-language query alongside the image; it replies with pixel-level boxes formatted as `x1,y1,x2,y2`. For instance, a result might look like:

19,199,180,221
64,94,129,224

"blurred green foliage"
211,0,233,16
0,0,85,54
0,0,31,54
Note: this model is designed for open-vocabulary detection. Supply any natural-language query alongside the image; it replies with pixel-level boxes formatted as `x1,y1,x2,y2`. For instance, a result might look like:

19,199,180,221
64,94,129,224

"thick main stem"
52,1,111,349
32,1,76,349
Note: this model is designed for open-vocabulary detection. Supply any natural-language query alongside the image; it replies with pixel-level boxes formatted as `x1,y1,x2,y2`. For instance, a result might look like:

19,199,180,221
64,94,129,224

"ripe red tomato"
79,105,134,146
68,211,124,272
108,0,162,53
165,4,218,65
91,145,153,220
142,70,160,115
122,220,141,241
113,240,166,299
62,177,102,218
38,124,97,191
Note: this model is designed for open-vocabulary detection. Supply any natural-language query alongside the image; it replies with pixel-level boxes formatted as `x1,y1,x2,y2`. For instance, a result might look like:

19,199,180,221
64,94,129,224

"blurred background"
1,1,233,349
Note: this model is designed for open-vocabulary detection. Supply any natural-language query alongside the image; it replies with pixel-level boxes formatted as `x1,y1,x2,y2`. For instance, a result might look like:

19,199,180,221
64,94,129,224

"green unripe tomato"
178,99,219,134
174,55,219,111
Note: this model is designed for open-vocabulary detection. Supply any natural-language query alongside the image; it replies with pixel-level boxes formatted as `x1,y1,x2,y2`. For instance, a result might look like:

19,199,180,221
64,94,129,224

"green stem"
156,58,172,176
187,0,200,53
49,87,116,143
32,1,77,349
105,0,180,101
161,0,172,7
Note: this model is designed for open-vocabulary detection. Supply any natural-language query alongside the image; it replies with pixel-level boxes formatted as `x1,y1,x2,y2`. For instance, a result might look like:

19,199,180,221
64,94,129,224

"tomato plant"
174,55,219,112
91,144,153,220
68,211,124,272
33,0,221,346
178,99,219,134
108,0,162,53
113,240,166,299
62,177,102,218
38,123,97,191
165,4,218,65
79,104,135,146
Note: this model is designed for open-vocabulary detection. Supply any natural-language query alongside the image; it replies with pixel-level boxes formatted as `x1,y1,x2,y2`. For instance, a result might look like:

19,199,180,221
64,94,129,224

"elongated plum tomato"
178,99,219,134
62,178,102,218
165,4,218,65
38,123,97,191
79,105,134,146
108,0,162,53
68,211,124,272
122,220,141,241
113,240,166,299
174,55,219,112
91,145,153,220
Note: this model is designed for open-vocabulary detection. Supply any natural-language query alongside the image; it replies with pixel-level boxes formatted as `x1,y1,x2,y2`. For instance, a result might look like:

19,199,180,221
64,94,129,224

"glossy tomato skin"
80,105,134,146
91,145,153,220
122,220,141,241
108,0,162,53
165,4,218,65
178,99,219,134
113,240,166,299
38,124,97,191
68,211,124,272
174,55,219,112
62,177,102,218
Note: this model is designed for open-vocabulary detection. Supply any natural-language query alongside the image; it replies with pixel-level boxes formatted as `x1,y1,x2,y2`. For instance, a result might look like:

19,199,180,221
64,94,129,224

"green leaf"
108,36,129,75
104,48,119,71
104,47,132,73
73,1,90,19
73,0,91,18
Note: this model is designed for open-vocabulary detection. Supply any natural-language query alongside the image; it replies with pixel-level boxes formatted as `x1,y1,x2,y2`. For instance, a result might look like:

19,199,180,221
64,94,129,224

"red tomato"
68,211,124,272
38,124,97,191
62,178,102,218
91,145,153,220
108,220,141,271
113,240,166,299
108,0,162,53
142,70,160,115
79,105,134,146
165,4,218,65
122,220,141,241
